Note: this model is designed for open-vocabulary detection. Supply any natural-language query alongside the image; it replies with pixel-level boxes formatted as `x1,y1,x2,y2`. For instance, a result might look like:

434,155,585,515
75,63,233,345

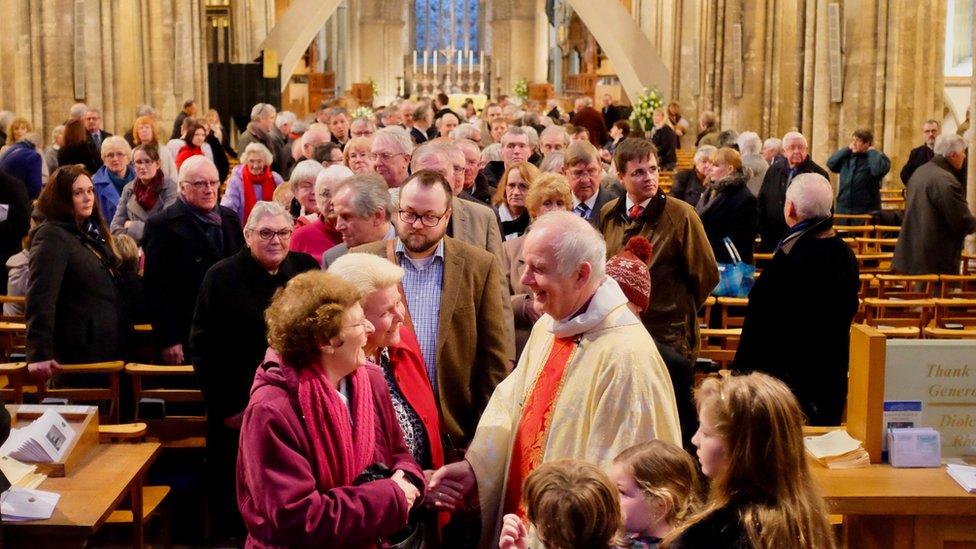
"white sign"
884,340,976,459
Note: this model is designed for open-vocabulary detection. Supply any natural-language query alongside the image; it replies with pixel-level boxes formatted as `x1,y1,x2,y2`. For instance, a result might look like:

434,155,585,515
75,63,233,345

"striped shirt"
396,238,445,401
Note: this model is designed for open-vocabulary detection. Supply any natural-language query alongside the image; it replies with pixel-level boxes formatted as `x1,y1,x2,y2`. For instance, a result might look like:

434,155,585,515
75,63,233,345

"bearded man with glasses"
143,155,245,366
189,200,318,545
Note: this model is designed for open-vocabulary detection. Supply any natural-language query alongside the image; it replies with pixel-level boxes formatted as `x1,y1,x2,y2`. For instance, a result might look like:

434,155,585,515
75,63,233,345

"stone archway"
563,0,670,102
257,0,342,91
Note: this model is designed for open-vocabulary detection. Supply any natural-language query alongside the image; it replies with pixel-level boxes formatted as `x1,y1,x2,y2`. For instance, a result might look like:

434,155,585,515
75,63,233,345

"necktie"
628,204,644,220
574,202,590,218
91,132,101,150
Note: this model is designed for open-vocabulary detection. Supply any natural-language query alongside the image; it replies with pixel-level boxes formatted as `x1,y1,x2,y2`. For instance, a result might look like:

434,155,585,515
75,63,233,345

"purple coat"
237,356,424,548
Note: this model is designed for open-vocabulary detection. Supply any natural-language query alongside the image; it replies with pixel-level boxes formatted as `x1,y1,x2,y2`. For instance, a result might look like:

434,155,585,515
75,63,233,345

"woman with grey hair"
287,158,326,226
189,200,320,543
92,136,136,222
290,164,351,263
670,144,716,206
737,131,769,196
221,142,283,227
44,124,64,173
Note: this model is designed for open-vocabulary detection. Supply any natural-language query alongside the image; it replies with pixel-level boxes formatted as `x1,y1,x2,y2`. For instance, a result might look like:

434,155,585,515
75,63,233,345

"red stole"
241,167,277,225
503,336,578,518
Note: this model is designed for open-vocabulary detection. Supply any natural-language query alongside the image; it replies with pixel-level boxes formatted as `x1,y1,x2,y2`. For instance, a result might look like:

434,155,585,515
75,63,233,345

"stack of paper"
946,463,976,493
0,487,60,521
0,456,46,489
0,409,76,463
804,430,870,469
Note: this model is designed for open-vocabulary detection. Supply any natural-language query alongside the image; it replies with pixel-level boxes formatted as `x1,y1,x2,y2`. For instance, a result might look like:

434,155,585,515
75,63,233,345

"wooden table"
5,442,161,548
814,464,976,548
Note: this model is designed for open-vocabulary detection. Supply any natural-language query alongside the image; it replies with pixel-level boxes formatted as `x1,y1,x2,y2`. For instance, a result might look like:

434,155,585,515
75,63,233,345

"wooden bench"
862,298,935,339
125,363,206,449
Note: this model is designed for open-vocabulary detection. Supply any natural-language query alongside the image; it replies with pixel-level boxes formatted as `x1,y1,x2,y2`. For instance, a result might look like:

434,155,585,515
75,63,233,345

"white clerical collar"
550,277,633,338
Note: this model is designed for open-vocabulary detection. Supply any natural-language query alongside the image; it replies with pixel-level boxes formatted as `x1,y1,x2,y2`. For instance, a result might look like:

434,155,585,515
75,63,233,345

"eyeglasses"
104,151,127,159
626,166,660,179
252,228,293,241
372,152,404,162
185,180,220,189
398,209,448,227
568,167,600,179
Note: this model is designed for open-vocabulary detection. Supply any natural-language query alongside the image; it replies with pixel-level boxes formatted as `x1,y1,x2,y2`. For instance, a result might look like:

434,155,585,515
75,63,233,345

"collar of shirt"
497,203,516,222
624,195,652,212
384,223,397,240
396,237,445,271
572,191,599,211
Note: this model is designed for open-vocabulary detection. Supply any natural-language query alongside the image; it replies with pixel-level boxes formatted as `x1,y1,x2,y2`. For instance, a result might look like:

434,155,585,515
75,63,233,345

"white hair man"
144,155,245,367
737,131,769,196
761,137,783,164
900,119,942,185
322,173,396,268
450,123,482,146
350,117,377,139
429,211,680,546
455,138,493,205
372,126,415,190
734,173,858,426
436,112,460,139
190,199,318,543
238,103,283,173
539,125,570,157
893,134,975,274
756,131,829,251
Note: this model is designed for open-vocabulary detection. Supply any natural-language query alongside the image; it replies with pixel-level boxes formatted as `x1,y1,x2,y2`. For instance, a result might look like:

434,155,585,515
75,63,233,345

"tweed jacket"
353,236,514,448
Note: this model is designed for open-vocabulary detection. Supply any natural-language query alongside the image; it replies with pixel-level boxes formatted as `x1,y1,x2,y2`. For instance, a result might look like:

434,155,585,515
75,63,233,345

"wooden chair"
875,274,939,300
858,274,876,299
923,298,976,339
0,295,25,322
862,298,935,339
939,274,976,299
697,296,716,329
125,363,207,448
36,360,124,424
873,225,902,239
833,214,873,226
0,362,27,404
855,252,894,274
855,237,898,254
0,320,26,362
97,421,172,548
716,297,749,329
835,224,876,237
963,251,976,275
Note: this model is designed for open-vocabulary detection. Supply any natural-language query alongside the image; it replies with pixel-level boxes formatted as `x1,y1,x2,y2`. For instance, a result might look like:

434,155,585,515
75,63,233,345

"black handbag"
354,463,426,549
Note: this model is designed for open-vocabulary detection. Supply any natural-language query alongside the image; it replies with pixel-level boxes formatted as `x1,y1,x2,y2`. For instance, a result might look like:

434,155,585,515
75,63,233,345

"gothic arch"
257,0,342,91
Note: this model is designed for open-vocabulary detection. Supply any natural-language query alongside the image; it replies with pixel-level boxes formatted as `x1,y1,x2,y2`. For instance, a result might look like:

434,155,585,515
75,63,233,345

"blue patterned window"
415,0,480,54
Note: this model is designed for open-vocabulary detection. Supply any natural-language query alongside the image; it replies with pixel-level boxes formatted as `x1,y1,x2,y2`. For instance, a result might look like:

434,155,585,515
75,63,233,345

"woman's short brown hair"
524,459,622,549
492,162,540,207
525,173,572,219
265,271,361,369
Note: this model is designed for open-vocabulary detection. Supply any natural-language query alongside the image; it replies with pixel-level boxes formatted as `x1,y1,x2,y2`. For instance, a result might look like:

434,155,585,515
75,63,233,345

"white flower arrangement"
514,78,529,100
352,106,374,120
629,87,663,133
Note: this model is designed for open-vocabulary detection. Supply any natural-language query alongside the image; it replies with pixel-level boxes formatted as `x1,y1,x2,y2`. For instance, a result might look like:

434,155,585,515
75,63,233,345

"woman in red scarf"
110,145,178,244
290,162,346,263
221,142,282,227
175,122,207,171
237,271,424,549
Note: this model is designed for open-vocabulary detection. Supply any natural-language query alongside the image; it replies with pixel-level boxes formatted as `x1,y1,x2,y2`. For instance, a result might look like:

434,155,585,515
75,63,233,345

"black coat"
143,199,244,350
697,176,759,264
651,124,678,169
900,144,934,185
86,130,112,170
0,170,30,293
732,220,859,425
190,248,318,421
756,156,829,252
57,143,100,175
669,168,706,207
26,221,129,363
669,504,751,549
205,133,230,182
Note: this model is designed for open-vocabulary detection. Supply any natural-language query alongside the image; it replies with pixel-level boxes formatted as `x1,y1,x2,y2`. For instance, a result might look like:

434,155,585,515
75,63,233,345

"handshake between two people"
421,459,479,512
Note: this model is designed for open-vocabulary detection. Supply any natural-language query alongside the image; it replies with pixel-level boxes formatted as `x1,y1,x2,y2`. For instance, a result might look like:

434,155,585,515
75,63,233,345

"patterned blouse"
378,348,431,469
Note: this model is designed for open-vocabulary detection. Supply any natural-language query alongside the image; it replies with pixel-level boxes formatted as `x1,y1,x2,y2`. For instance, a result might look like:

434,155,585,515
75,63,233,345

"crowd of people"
0,90,973,548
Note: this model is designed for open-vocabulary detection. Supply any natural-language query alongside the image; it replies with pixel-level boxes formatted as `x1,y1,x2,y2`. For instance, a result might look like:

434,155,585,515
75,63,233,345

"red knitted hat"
606,236,653,311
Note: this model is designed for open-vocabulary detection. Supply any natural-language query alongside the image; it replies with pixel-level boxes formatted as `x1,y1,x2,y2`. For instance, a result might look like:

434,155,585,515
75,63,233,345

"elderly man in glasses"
143,156,245,366
189,200,319,545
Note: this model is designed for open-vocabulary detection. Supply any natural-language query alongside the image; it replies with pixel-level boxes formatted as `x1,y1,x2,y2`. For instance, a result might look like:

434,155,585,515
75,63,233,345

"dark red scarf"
241,167,277,224
133,171,164,212
297,364,377,488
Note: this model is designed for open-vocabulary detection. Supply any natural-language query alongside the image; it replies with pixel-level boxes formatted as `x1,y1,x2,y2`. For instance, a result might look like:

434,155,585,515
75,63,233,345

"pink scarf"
297,366,377,488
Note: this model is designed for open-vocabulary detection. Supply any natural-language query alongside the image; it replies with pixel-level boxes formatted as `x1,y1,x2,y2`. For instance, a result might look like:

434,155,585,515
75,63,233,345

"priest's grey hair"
531,211,606,280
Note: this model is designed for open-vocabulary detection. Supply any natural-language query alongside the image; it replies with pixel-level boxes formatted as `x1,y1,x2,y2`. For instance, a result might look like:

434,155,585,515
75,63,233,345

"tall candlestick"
433,51,437,74
468,50,474,73
480,51,485,70
413,50,417,74
423,50,428,74
457,50,462,67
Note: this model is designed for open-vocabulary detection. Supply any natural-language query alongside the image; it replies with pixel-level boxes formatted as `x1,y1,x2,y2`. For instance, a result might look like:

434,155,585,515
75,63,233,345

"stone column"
490,0,538,97
354,0,405,103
